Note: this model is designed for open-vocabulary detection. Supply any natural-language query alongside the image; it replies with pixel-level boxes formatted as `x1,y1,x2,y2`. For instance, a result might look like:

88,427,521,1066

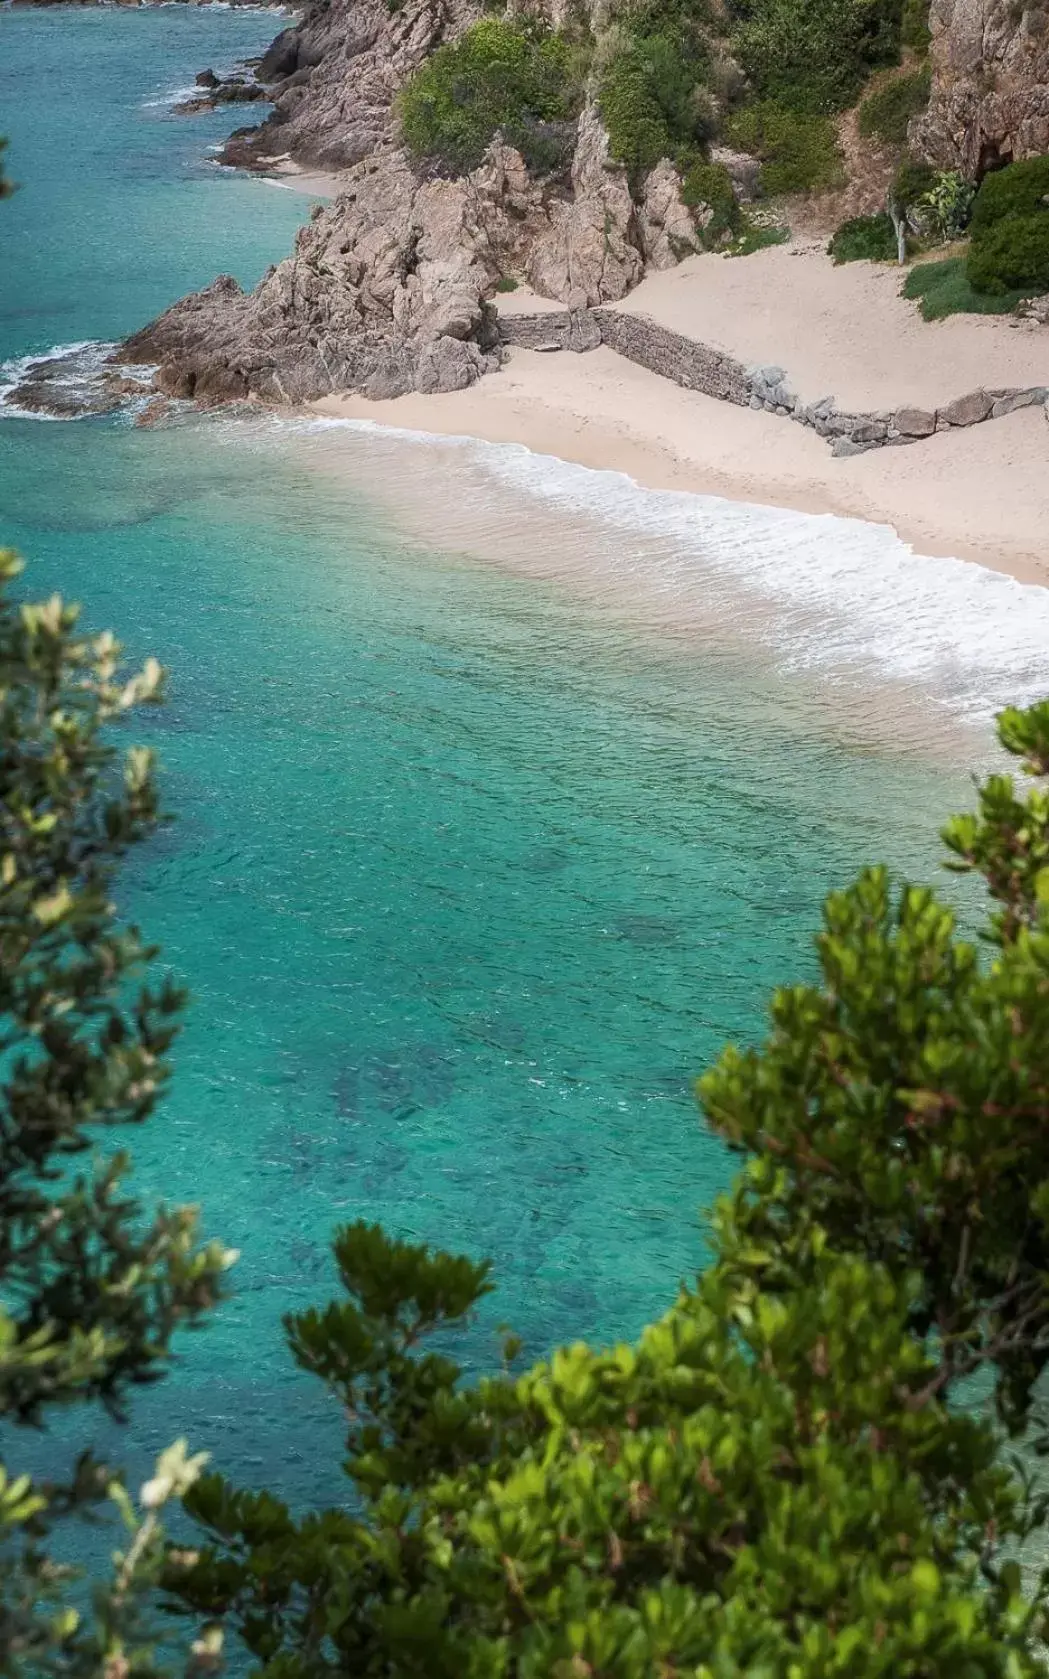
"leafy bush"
969,153,1049,230
901,0,932,52
733,0,903,114
399,19,580,176
599,19,714,179
903,254,1035,318
967,209,1049,295
494,274,519,292
911,167,973,240
167,701,1049,1677
725,101,844,194
728,217,790,253
0,551,235,1669
892,154,935,209
828,210,898,262
680,158,742,243
857,63,930,146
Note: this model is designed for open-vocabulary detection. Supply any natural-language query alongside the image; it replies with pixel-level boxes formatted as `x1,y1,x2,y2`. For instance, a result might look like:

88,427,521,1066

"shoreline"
310,345,1049,589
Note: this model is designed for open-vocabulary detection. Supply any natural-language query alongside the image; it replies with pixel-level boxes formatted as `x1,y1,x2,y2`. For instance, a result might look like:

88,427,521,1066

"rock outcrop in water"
913,0,1049,173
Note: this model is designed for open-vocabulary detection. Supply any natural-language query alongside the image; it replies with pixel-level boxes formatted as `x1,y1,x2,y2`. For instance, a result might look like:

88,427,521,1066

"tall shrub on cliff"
733,0,903,112
167,698,1049,1676
398,20,580,177
0,550,234,1674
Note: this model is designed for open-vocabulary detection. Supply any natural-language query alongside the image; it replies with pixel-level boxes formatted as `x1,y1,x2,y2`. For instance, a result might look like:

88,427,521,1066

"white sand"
618,241,1049,412
262,159,347,199
311,343,1049,585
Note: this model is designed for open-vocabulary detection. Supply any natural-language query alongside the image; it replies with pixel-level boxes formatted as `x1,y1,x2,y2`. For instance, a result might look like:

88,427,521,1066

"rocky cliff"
913,0,1049,173
85,0,1049,408
116,0,703,403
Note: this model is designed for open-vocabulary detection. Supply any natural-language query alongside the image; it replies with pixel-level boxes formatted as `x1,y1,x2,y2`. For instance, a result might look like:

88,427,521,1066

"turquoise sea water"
2,9,1047,1511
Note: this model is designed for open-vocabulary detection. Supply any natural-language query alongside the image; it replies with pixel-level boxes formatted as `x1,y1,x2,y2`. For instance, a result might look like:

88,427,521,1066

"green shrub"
399,19,580,176
599,24,714,179
969,154,1049,231
892,155,935,209
966,210,1049,295
728,217,791,254
901,0,931,52
726,101,844,194
857,63,931,146
911,167,973,240
903,254,1035,319
828,210,898,262
680,158,742,243
494,275,519,292
733,0,902,115
166,700,1049,1678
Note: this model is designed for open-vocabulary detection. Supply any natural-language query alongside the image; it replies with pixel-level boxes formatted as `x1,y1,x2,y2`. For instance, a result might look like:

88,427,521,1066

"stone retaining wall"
496,308,1049,456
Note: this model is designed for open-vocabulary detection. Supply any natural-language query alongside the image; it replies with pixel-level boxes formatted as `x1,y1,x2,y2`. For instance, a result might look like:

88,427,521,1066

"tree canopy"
0,551,234,1675
162,698,1049,1677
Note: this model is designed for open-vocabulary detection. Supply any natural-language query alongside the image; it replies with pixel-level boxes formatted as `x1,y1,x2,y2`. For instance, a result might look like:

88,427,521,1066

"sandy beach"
309,243,1049,585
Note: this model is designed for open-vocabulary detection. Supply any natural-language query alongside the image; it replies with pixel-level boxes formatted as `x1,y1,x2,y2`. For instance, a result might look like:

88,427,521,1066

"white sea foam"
0,341,156,423
294,415,1049,726
139,83,205,110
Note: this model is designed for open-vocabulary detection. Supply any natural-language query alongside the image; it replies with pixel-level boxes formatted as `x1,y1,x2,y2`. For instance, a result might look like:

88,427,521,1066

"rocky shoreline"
6,0,1049,417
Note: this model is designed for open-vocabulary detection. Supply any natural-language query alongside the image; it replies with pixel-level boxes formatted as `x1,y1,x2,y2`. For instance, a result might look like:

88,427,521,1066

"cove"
1,8,983,1509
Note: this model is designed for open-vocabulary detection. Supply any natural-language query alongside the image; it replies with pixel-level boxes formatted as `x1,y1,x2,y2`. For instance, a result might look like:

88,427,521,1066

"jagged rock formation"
118,0,701,402
913,0,1049,174
220,0,481,173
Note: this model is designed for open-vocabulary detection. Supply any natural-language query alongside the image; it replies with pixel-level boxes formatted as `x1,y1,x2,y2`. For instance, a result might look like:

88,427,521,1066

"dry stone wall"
497,308,1049,454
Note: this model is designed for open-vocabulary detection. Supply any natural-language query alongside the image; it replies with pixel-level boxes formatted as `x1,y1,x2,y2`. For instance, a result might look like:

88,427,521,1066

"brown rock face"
914,0,1049,173
224,0,480,173
526,104,644,305
116,0,704,405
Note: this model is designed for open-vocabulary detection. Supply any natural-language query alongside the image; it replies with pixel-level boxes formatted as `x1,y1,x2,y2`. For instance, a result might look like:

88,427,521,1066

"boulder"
636,161,698,269
709,145,762,204
938,387,993,425
526,104,643,306
894,405,938,437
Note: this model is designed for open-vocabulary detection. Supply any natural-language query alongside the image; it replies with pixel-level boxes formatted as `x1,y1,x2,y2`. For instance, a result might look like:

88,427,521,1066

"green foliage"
902,253,1033,318
598,14,714,182
732,0,903,114
494,275,519,292
901,0,932,52
0,551,235,1671
966,209,1049,295
398,19,580,176
970,153,1049,232
892,153,936,208
962,155,1049,297
828,210,898,262
857,63,930,146
726,101,844,194
727,216,790,254
167,700,1049,1675
912,167,974,240
679,158,742,243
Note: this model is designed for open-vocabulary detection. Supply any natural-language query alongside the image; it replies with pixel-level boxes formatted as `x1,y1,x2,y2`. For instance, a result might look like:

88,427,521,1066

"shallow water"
1,9,1044,1512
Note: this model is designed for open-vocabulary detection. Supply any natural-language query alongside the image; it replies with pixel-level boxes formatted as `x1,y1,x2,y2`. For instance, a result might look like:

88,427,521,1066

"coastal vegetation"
828,209,898,262
398,19,581,175
966,155,1049,295
0,551,234,1672
856,62,931,146
7,517,1049,1669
